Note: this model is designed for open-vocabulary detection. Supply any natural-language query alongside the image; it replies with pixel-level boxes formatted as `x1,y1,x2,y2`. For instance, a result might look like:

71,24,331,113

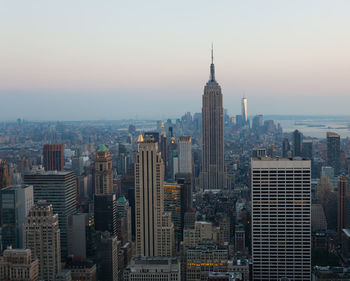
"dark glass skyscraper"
327,132,341,175
43,144,64,171
293,130,301,157
201,47,226,189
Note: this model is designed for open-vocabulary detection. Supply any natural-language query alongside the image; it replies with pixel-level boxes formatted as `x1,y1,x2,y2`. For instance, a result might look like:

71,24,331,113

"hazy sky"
1,0,349,121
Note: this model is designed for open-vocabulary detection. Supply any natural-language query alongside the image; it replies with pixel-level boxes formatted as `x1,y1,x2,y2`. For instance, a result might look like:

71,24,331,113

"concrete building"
179,136,192,174
135,136,174,256
24,201,61,281
66,260,97,281
94,145,113,195
183,221,218,248
43,144,64,171
0,160,11,190
24,171,77,257
123,256,181,281
56,270,72,281
251,158,311,281
201,47,226,189
1,184,33,250
0,248,39,281
116,195,132,243
234,224,245,253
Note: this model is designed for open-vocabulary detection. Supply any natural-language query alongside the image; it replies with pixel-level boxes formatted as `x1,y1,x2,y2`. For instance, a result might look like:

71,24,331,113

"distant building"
337,176,350,237
123,256,181,281
302,140,313,160
0,160,12,189
1,184,33,250
251,158,311,281
235,224,245,252
24,171,77,257
24,201,61,281
179,136,192,174
241,97,248,125
68,212,89,259
327,132,341,175
94,145,113,195
282,138,291,158
201,48,226,189
43,144,64,171
293,130,302,157
0,248,39,281
116,196,132,243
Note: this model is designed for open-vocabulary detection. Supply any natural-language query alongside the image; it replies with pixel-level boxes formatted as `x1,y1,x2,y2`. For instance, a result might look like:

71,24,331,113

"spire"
137,131,144,143
210,43,215,82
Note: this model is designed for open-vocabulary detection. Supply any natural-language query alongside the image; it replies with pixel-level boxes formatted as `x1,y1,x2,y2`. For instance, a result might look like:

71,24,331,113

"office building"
94,144,113,195
24,171,76,257
56,270,72,281
135,136,174,256
123,256,181,281
116,195,132,243
201,47,226,189
24,201,61,281
179,136,192,174
68,212,89,259
98,232,118,281
66,260,97,281
302,140,313,160
251,158,311,281
327,132,341,175
293,130,302,157
235,224,245,253
208,272,243,281
282,138,291,158
1,184,33,250
43,144,64,171
94,193,117,236
0,248,39,281
337,176,350,237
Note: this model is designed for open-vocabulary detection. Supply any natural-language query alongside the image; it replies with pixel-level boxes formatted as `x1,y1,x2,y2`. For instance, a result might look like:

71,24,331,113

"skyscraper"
134,136,174,256
0,160,12,189
293,130,302,157
1,184,34,250
43,144,64,171
179,136,192,174
24,201,61,281
94,144,113,195
251,158,311,281
241,96,248,125
94,193,117,236
24,171,77,257
327,132,341,175
201,47,226,189
337,176,350,238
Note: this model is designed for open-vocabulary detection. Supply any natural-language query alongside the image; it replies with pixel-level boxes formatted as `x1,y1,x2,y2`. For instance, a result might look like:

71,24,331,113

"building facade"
327,132,341,175
43,144,64,171
179,136,192,174
251,158,311,281
94,144,113,195
24,201,61,281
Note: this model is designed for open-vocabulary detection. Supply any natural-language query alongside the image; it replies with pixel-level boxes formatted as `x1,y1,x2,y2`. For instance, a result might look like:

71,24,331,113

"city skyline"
1,0,350,120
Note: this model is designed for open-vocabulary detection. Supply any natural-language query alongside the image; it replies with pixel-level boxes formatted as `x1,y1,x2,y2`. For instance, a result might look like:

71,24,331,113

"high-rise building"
302,140,313,160
251,158,311,281
43,144,64,171
135,136,174,256
201,47,226,189
235,224,245,253
68,212,89,259
241,96,248,125
116,195,132,243
24,171,77,257
179,136,192,174
282,138,291,158
24,201,61,281
94,144,113,195
337,176,350,238
0,160,12,189
94,193,117,236
0,248,39,281
1,184,34,250
293,130,302,157
98,232,119,281
327,132,341,175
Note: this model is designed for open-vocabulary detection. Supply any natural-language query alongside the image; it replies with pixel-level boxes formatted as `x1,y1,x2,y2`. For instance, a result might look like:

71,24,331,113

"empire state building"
201,47,226,189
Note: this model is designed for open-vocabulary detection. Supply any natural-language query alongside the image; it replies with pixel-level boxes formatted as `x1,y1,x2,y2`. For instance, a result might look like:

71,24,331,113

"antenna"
211,42,214,64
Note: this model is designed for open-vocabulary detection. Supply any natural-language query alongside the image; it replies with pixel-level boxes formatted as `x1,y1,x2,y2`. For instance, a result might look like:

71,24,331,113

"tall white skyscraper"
241,96,248,124
251,158,311,281
179,136,192,174
135,136,174,256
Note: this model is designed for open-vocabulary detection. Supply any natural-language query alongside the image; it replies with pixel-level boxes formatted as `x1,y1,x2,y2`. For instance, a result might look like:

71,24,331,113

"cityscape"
1,1,350,281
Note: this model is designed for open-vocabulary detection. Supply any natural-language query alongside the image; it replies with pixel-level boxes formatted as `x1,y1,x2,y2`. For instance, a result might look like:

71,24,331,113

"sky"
0,0,349,121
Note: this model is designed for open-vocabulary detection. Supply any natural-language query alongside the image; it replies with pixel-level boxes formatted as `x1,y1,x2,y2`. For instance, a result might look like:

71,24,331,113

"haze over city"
1,0,350,120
